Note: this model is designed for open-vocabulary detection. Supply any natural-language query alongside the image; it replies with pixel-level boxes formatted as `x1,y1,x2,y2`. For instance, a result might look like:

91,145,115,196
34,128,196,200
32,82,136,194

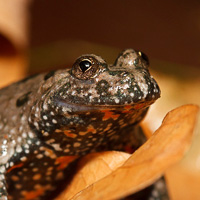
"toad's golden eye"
72,55,101,80
138,51,149,67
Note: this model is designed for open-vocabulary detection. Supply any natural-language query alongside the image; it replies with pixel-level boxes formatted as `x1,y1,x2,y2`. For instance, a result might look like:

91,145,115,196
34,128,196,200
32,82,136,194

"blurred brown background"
29,1,200,71
0,1,200,200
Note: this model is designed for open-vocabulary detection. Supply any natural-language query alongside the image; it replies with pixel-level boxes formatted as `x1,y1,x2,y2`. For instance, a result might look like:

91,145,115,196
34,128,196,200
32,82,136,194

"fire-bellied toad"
0,49,162,200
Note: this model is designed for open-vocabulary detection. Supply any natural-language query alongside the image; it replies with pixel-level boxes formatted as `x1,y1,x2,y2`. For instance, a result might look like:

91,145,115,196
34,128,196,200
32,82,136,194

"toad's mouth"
53,96,155,113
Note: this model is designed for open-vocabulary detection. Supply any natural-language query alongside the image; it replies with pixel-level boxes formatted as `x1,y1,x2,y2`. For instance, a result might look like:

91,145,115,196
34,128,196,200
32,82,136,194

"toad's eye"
79,60,92,72
138,51,149,67
72,55,105,80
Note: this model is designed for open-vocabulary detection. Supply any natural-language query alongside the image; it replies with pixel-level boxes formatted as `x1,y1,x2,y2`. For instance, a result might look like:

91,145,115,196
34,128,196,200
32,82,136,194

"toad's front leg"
5,144,79,200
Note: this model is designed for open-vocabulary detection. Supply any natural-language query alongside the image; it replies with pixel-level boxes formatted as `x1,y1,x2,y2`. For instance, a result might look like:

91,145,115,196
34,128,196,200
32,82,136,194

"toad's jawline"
53,96,155,112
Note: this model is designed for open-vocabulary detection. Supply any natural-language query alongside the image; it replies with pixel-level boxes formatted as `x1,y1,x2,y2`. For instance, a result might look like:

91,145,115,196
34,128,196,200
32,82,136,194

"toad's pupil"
79,60,92,72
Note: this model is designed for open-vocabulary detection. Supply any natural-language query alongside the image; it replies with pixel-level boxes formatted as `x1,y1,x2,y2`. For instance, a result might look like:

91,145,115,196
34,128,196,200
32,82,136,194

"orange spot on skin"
55,129,62,132
122,105,133,113
133,102,147,110
33,174,41,180
23,188,44,200
79,131,87,136
3,135,8,139
125,105,132,110
87,125,96,133
55,129,77,138
44,148,55,156
103,123,112,132
122,103,149,113
101,109,120,121
79,125,96,135
55,156,78,170
39,146,56,159
63,130,77,138
7,163,24,173
11,175,19,181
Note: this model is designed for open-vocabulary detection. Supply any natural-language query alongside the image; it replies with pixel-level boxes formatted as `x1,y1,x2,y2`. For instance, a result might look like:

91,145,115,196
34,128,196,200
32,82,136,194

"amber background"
0,1,199,200
30,1,200,67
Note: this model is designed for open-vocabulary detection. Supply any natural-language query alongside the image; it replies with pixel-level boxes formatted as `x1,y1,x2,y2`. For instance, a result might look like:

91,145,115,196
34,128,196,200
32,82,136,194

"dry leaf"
56,151,131,200
57,104,199,200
